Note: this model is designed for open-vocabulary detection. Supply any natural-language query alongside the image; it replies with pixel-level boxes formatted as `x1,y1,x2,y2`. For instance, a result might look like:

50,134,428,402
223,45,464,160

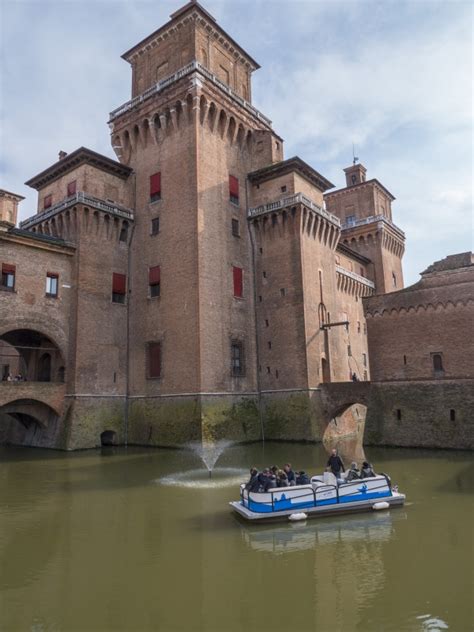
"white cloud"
0,0,472,285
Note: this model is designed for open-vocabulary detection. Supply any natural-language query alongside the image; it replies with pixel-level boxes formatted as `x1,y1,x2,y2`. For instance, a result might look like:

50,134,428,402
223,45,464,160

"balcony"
341,214,405,238
19,192,134,230
108,60,272,128
248,192,341,226
335,265,375,289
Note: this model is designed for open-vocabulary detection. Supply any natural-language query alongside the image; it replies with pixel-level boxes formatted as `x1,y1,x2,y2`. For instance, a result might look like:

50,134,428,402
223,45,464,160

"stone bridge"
318,381,372,422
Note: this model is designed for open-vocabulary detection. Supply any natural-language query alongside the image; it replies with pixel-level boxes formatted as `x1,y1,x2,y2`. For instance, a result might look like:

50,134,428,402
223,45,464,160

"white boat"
230,472,405,522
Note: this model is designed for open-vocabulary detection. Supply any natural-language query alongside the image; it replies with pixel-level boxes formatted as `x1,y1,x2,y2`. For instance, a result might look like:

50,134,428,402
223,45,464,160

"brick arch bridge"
318,381,372,423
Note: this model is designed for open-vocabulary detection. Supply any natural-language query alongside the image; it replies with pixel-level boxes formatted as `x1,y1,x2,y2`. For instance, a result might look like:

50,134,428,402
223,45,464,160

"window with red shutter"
112,273,126,303
1,263,16,290
149,265,161,298
67,181,77,196
44,195,52,209
233,266,243,298
148,342,161,378
150,172,161,202
229,175,239,204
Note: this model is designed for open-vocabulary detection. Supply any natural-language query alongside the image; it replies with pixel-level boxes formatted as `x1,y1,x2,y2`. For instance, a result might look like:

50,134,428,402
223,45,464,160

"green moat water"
0,442,472,631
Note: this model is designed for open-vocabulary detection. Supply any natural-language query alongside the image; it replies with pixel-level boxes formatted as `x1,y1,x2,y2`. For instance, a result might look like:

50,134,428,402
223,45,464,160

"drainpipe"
246,177,264,443
124,172,137,447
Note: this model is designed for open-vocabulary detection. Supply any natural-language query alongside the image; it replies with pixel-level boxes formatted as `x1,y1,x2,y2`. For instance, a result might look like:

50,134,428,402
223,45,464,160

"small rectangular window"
44,194,52,209
268,341,272,349
231,341,244,376
151,217,160,235
363,353,367,367
1,263,15,290
450,409,455,421
258,295,262,302
150,172,161,202
396,409,402,421
231,218,240,237
357,321,361,333
263,271,267,278
119,225,128,242
46,273,58,297
112,272,126,303
280,288,286,297
347,345,352,357
281,185,287,193
265,319,269,327
149,266,161,298
147,342,161,378
346,214,355,223
229,175,239,204
67,181,77,196
233,266,243,298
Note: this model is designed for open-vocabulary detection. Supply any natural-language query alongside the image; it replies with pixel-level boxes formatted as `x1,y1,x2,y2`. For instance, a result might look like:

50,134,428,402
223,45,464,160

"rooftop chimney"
59,150,68,160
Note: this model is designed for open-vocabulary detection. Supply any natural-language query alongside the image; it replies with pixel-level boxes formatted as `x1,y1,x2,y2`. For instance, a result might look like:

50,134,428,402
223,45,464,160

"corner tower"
324,163,405,293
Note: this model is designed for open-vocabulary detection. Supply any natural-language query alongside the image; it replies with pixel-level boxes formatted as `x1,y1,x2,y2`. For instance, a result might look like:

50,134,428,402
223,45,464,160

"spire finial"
352,143,359,166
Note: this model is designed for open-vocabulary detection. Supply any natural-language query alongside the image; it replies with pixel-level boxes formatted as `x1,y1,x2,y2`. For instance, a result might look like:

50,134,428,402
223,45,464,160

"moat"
0,441,472,631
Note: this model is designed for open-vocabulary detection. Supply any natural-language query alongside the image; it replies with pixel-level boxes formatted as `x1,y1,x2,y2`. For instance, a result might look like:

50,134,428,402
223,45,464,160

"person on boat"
361,461,376,478
257,469,269,492
245,467,260,492
346,462,361,482
326,448,345,483
264,471,277,492
277,470,289,488
296,471,310,485
283,463,296,486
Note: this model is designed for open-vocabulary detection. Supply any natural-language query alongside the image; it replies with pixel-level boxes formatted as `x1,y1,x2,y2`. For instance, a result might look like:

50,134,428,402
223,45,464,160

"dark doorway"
321,358,331,383
38,353,52,382
100,430,117,446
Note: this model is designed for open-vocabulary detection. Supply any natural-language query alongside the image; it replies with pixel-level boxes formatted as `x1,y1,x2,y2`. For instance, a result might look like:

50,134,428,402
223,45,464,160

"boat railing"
240,475,392,513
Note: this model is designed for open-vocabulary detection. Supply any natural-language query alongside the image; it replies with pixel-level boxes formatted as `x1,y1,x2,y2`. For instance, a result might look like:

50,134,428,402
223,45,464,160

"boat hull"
230,492,405,522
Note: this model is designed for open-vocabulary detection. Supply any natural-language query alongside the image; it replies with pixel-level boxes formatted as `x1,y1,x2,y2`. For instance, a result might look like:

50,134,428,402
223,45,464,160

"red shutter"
149,265,161,285
229,175,239,200
2,263,16,273
44,195,52,209
233,266,243,298
149,342,161,378
112,273,126,294
67,181,77,196
150,173,161,196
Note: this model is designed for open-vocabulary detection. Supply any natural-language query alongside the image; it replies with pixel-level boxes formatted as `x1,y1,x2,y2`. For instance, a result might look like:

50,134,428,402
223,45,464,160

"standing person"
284,463,296,486
352,372,358,382
326,448,345,483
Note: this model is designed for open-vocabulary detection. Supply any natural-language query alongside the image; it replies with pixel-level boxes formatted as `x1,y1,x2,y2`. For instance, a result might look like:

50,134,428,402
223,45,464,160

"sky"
1,0,472,285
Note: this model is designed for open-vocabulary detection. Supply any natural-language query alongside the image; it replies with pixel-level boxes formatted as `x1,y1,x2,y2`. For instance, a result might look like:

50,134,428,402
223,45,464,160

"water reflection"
238,511,407,555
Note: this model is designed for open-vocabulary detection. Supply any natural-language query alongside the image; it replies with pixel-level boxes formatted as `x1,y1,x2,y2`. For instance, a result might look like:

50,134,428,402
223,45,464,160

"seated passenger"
284,463,296,486
277,470,289,488
264,472,277,492
296,471,310,485
245,467,260,492
346,462,361,482
361,461,376,478
257,469,269,492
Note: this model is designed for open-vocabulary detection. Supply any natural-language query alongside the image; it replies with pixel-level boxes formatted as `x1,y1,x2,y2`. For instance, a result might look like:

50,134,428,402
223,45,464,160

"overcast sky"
1,0,472,285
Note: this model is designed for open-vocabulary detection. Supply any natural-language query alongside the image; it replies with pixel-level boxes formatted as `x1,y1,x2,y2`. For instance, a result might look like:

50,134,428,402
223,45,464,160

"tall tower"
324,163,405,293
108,1,283,443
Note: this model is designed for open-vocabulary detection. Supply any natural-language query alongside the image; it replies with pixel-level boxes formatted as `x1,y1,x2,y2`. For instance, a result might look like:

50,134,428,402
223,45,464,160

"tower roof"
248,157,334,193
121,1,260,70
25,147,132,190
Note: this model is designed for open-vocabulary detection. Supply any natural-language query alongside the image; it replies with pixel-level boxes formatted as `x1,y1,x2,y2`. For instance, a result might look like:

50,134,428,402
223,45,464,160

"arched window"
38,353,52,382
433,354,444,372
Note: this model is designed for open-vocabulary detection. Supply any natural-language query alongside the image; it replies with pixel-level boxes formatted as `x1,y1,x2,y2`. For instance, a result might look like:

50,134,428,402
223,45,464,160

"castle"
3,1,468,451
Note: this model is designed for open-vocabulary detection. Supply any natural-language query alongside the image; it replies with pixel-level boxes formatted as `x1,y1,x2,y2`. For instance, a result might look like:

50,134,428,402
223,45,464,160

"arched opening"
324,402,368,446
0,399,59,446
0,330,64,383
100,430,117,446
432,353,444,373
38,354,51,382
